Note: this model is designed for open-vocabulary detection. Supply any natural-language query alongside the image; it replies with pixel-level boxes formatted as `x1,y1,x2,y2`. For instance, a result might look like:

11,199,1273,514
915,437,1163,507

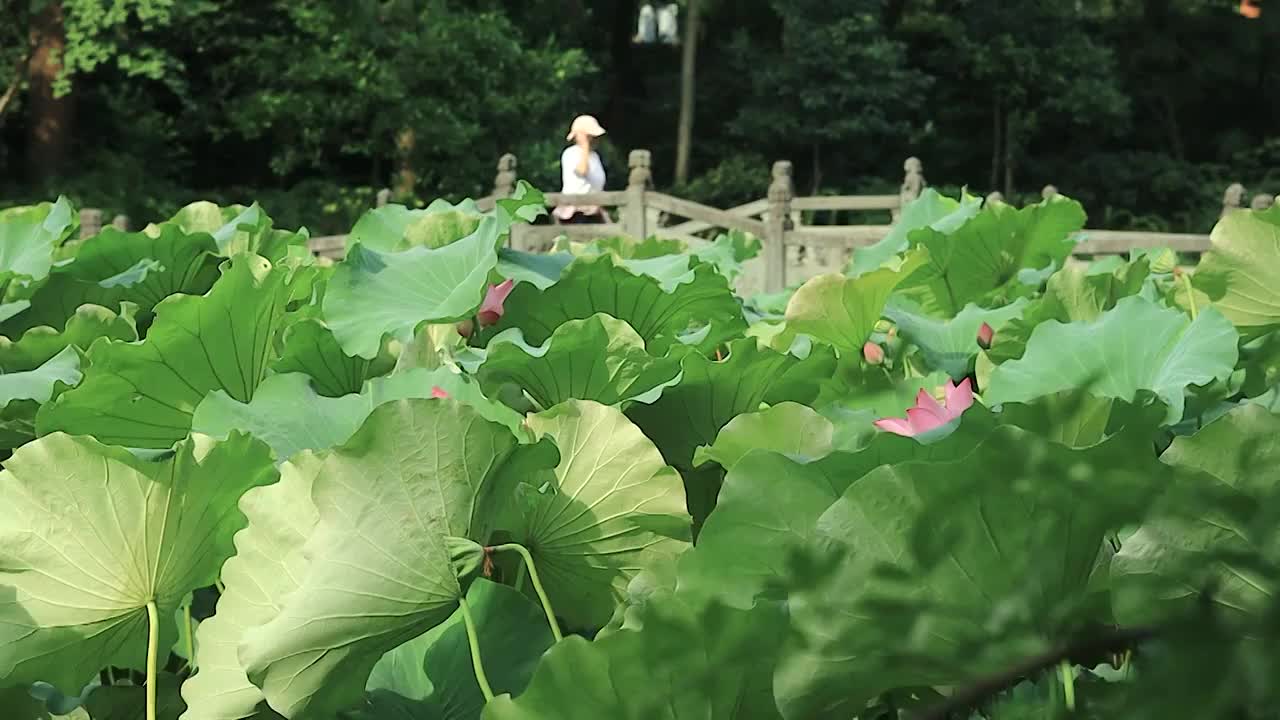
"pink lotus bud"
456,318,474,338
977,322,994,350
431,386,449,399
477,279,516,327
862,341,885,365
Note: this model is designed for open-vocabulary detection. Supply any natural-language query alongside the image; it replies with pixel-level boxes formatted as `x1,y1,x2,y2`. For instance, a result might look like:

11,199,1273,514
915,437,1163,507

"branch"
910,625,1159,720
0,53,29,120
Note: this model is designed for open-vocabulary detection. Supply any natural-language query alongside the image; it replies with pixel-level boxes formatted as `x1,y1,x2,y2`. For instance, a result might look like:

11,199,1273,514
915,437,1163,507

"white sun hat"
566,114,607,141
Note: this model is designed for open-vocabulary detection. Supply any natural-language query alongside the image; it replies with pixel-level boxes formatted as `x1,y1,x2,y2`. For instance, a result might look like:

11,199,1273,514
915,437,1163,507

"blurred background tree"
0,0,1276,234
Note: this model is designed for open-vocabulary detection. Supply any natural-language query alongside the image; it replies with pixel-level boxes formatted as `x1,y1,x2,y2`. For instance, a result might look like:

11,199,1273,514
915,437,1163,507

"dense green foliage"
1,181,1279,718
2,0,1277,233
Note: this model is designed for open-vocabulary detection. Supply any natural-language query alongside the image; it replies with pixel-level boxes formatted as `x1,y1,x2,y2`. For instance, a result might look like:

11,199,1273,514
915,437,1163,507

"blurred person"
554,115,610,224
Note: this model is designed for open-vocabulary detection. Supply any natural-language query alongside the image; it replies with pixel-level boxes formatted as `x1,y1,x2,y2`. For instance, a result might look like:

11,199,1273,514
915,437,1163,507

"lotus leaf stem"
1181,271,1198,320
1060,660,1075,711
487,543,563,642
146,600,160,720
459,596,495,701
183,602,196,672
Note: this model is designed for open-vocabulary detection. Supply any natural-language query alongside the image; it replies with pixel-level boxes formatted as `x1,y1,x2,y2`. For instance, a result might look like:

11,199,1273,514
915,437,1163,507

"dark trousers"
562,211,605,224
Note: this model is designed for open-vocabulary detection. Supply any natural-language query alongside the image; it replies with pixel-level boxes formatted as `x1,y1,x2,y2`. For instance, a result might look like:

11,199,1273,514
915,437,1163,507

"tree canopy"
0,0,1276,233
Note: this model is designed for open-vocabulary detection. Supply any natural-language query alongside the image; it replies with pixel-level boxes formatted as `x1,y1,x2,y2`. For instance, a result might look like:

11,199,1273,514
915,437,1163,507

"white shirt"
555,146,606,220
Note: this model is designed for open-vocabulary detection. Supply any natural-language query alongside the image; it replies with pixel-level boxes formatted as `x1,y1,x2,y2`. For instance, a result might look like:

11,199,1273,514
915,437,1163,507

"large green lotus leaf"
494,248,573,290
3,224,222,337
0,344,84,448
193,369,527,462
679,411,997,611
0,303,137,372
350,200,483,253
985,296,1239,424
348,183,543,256
271,318,394,397
0,685,72,719
901,194,1087,317
1191,208,1280,334
512,400,692,629
847,188,983,277
473,314,681,409
35,255,295,448
238,399,557,718
482,254,746,356
784,250,927,353
81,674,187,720
179,453,316,720
1112,403,1280,626
0,345,81,409
157,201,305,261
995,389,1166,449
774,424,1156,719
692,402,842,470
482,594,787,720
0,431,276,695
322,215,507,359
689,230,761,287
347,579,554,720
627,339,837,472
0,196,74,285
987,256,1152,365
884,297,1028,379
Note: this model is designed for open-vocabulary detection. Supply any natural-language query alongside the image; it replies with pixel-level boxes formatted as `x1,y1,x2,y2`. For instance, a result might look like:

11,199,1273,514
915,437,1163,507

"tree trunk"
1158,93,1184,161
990,96,1002,192
25,0,72,182
605,0,639,134
810,142,823,196
394,127,416,198
882,0,909,31
1002,112,1015,199
674,0,700,185
0,56,27,125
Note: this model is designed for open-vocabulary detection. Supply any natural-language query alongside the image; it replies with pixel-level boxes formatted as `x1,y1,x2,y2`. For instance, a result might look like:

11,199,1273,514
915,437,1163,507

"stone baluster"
765,160,794,293
622,149,652,239
79,208,103,240
895,156,925,222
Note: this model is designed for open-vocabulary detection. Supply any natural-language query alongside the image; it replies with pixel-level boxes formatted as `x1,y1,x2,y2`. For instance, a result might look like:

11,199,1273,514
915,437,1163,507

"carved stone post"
111,214,129,231
1042,185,1059,201
493,153,518,198
623,149,651,239
895,157,924,222
765,160,794,293
79,208,103,240
1250,193,1275,211
1222,183,1245,217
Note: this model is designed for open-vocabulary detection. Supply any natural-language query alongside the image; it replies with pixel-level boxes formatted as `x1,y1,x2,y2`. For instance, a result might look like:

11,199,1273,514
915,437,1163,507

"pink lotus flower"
977,322,994,349
431,386,449,399
477,279,515,327
863,341,885,365
874,378,974,437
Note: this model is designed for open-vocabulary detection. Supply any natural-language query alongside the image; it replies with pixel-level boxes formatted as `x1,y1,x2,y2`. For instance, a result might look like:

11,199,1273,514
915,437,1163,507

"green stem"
458,596,495,702
487,543,563,642
146,601,160,720
514,561,527,593
1060,660,1075,711
1181,271,1198,320
183,602,196,672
